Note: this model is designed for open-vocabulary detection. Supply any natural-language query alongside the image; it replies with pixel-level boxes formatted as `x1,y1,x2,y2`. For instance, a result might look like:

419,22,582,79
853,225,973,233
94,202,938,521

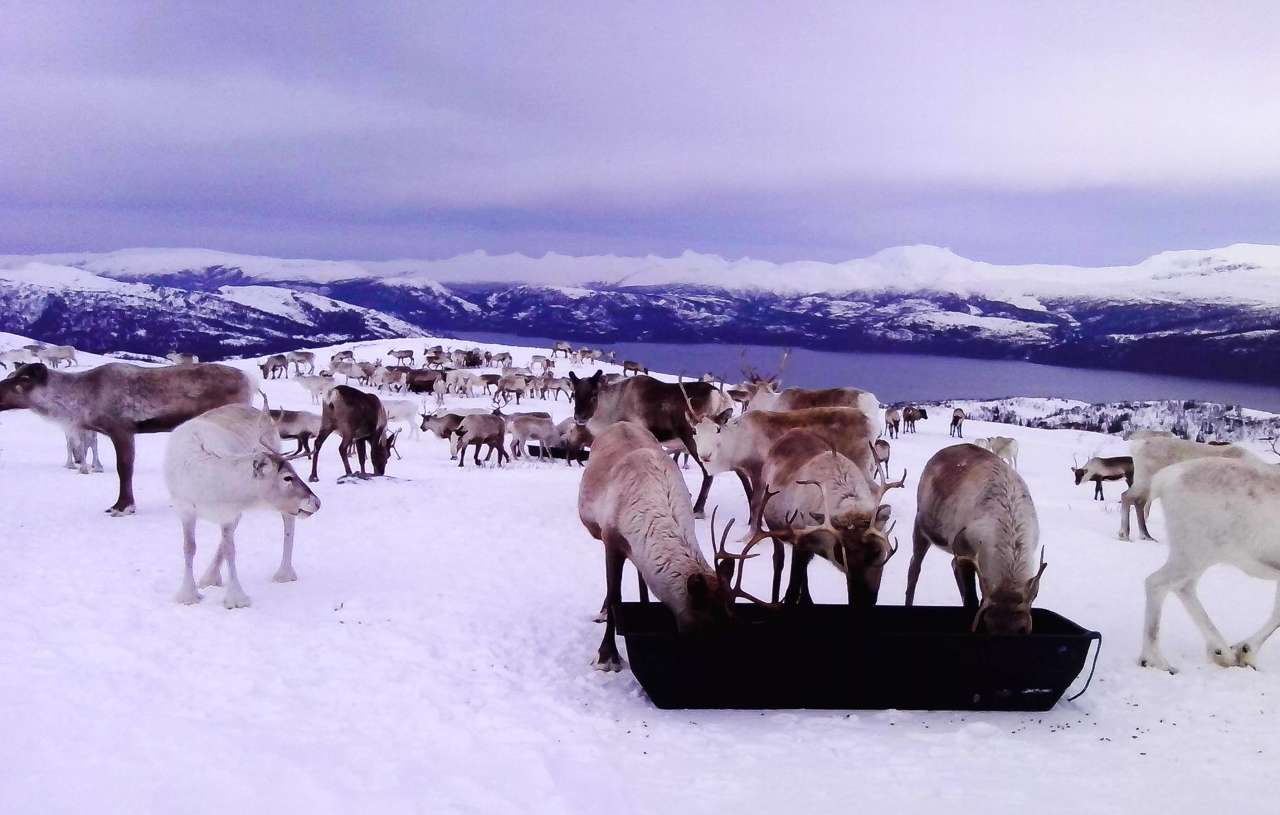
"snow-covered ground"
1,334,1278,815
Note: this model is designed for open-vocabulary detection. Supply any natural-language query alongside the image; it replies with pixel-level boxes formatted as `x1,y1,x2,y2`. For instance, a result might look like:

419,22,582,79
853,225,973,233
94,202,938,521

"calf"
63,426,104,474
949,408,966,438
509,414,561,462
883,407,901,439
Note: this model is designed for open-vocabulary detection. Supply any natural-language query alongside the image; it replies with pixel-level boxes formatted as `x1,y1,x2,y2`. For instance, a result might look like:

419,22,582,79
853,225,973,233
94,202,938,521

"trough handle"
1065,631,1102,703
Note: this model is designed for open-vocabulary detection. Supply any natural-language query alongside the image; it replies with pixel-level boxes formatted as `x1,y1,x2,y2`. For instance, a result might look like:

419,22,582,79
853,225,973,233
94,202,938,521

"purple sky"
3,2,1279,265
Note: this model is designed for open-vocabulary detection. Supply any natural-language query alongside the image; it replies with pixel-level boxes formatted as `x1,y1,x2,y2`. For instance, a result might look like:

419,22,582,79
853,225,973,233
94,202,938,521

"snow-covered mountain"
2,244,1280,383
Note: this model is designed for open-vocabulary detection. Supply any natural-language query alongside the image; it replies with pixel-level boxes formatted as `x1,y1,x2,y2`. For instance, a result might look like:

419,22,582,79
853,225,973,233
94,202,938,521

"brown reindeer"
1070,455,1134,501
455,414,510,468
949,408,966,438
568,371,728,517
307,386,398,482
621,360,648,377
902,406,927,433
0,362,251,514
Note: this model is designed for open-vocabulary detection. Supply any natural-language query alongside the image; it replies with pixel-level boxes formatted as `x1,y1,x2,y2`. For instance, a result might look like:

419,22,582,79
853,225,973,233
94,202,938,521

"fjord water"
458,332,1280,412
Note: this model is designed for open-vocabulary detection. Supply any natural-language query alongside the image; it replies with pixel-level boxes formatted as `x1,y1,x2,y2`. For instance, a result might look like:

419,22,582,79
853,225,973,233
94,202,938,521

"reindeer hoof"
106,505,136,517
1209,646,1238,668
1229,642,1258,669
272,566,298,583
1138,655,1176,674
223,591,252,610
308,475,319,484
174,587,203,605
197,573,223,589
1117,532,1130,542
592,654,624,672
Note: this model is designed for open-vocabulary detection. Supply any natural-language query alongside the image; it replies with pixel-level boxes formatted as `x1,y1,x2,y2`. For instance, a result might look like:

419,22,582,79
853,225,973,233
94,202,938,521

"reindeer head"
252,451,321,518
370,429,400,475
1069,454,1087,485
0,362,49,410
787,476,904,607
954,533,1047,635
680,505,780,635
567,369,605,425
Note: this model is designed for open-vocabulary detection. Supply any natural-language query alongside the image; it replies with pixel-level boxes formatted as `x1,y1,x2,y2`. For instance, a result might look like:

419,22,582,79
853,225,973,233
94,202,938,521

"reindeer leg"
952,557,980,609
174,512,202,604
772,540,786,604
273,514,298,583
1232,583,1280,668
219,520,251,609
593,546,626,672
309,427,331,482
637,572,650,604
1118,488,1136,540
1140,558,1181,671
106,431,137,516
783,549,813,605
904,524,931,606
337,440,353,477
1173,576,1234,666
1135,497,1157,541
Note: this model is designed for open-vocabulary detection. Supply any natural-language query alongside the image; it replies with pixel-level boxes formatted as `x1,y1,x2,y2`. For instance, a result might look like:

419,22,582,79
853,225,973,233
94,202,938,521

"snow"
216,285,356,323
1,333,1279,814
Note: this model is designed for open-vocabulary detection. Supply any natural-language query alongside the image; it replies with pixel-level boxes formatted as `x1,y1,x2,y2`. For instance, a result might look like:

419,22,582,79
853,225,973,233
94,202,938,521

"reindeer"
1070,455,1133,501
166,352,199,365
508,414,561,462
568,371,730,517
286,351,316,375
492,374,528,406
906,444,1046,634
261,397,323,459
0,348,36,370
63,427,103,474
1118,436,1259,541
37,345,77,368
872,438,892,481
307,386,398,482
386,348,415,367
903,405,927,433
294,374,336,405
0,362,251,515
421,411,468,459
405,369,444,394
883,407,901,439
557,416,591,466
577,422,772,670
621,360,648,377
1139,457,1280,672
258,354,289,380
693,406,879,600
972,436,1018,469
455,414,510,468
492,351,513,368
530,354,555,374
552,341,574,358
165,404,320,608
756,430,904,606
949,408,966,438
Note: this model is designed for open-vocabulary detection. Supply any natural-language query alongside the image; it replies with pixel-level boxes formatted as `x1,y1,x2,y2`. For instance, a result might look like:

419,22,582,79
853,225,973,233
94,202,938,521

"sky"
2,1,1279,266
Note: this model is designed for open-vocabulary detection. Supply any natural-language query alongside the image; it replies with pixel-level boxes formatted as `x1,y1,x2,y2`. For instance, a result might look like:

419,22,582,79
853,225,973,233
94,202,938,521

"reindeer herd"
2,339,1280,678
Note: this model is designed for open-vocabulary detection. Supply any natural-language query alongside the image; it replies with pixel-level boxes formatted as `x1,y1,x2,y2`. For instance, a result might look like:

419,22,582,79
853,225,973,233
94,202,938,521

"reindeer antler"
876,469,908,500
775,347,792,384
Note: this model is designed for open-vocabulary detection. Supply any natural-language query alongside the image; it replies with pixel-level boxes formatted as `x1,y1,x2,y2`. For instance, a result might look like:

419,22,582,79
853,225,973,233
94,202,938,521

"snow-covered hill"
4,244,1280,383
2,331,1278,814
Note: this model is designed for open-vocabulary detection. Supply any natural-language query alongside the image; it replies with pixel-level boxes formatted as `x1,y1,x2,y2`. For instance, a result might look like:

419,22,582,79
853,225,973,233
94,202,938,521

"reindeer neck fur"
24,368,91,424
612,453,713,611
969,465,1039,594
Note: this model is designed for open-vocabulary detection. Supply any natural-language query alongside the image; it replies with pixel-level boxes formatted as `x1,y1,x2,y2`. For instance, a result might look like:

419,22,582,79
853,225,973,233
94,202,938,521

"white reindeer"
63,427,103,474
1139,457,1280,672
1119,436,1259,540
164,404,321,609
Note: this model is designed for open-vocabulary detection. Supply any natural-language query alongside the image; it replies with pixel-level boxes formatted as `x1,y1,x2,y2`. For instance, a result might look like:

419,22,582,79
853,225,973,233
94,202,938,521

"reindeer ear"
568,371,578,383
251,452,273,479
872,504,892,530
715,408,734,425
592,369,604,381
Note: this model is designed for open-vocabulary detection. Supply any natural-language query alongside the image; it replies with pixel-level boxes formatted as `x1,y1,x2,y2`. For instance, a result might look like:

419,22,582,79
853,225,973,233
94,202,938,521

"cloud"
1,1,1279,262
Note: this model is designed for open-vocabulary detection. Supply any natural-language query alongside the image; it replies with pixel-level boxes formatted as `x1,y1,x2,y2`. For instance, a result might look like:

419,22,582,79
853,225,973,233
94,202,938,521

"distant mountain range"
2,244,1280,384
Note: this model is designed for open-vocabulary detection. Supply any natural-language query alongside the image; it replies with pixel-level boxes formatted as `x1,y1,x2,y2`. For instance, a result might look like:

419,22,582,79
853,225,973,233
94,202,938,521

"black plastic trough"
614,603,1100,711
525,443,588,461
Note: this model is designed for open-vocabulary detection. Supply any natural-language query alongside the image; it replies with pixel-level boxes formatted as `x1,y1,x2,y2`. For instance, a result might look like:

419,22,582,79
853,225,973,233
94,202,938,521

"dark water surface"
455,331,1280,412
